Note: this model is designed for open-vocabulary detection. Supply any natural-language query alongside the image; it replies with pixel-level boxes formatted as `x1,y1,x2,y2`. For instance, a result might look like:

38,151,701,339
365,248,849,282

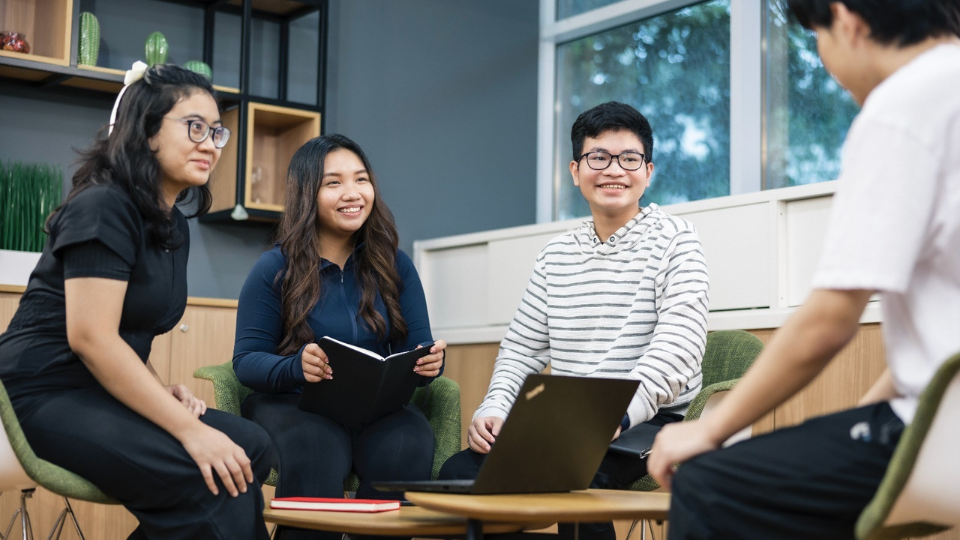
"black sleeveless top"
0,184,189,417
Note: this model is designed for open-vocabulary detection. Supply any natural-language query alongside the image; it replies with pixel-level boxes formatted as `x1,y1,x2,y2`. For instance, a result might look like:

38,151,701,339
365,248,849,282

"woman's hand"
179,424,254,497
301,343,333,383
415,339,446,378
166,384,206,417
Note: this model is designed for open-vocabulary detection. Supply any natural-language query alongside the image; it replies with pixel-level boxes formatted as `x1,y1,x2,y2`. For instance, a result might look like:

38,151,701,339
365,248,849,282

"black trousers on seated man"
438,411,683,540
667,403,903,540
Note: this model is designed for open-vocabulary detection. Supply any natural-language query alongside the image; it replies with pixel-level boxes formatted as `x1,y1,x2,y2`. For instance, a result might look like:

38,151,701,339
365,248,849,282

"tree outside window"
555,0,731,220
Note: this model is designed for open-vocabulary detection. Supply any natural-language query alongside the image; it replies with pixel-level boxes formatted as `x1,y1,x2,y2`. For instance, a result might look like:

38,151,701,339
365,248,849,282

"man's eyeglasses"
578,151,647,171
164,117,231,149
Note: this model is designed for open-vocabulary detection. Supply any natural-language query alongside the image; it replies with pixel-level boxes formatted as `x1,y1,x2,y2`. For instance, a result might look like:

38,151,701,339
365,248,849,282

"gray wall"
0,0,539,298
325,0,540,254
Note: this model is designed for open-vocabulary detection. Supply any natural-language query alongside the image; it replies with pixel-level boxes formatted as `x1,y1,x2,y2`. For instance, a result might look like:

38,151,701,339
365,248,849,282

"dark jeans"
17,386,276,540
668,403,903,540
243,393,435,540
439,411,684,540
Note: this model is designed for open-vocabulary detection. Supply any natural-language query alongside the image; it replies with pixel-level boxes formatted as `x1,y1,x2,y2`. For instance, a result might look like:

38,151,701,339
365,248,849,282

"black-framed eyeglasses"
578,150,647,171
164,117,231,149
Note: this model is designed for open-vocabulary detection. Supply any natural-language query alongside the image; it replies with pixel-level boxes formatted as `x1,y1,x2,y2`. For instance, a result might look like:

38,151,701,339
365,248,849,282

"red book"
270,497,400,513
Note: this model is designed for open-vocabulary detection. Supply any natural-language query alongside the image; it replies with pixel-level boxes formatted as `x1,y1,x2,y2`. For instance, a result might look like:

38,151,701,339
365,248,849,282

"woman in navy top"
234,134,445,540
0,64,275,539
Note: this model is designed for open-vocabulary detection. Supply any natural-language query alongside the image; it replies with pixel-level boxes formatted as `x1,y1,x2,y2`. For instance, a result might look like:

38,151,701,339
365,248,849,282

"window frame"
537,0,764,222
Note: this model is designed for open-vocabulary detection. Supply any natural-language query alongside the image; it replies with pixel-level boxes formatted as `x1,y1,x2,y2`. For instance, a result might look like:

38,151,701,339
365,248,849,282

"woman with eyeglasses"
233,134,445,540
0,63,275,540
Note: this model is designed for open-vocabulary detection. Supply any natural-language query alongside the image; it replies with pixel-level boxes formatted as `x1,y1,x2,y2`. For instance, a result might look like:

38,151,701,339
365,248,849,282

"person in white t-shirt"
648,1,960,538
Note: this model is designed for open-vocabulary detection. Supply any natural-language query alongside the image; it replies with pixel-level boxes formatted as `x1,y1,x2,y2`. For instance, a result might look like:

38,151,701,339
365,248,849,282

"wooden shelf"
68,65,239,95
1,0,327,226
246,102,320,212
208,102,319,220
0,0,73,65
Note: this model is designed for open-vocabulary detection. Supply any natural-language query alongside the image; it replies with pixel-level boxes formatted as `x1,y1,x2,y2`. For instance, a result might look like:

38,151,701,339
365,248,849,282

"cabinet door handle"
179,324,189,333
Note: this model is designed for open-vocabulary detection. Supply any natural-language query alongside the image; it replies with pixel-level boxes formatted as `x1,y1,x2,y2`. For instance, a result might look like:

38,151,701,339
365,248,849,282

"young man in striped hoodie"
440,101,710,540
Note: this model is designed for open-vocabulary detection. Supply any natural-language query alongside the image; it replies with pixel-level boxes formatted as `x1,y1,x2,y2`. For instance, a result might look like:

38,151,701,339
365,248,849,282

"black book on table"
297,336,433,429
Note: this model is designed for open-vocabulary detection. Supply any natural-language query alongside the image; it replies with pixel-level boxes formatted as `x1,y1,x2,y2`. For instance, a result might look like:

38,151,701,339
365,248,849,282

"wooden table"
263,505,538,537
405,489,671,540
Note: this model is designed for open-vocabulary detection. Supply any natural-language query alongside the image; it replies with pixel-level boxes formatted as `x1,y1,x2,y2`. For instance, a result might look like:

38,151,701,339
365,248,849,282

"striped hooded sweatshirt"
474,203,709,429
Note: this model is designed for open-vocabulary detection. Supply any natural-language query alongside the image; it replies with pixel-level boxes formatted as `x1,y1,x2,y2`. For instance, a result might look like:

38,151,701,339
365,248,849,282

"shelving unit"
0,0,72,66
0,0,327,222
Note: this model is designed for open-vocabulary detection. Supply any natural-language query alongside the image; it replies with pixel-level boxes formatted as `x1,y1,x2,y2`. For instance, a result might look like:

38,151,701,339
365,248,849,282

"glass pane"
764,0,858,189
554,0,731,220
557,0,622,20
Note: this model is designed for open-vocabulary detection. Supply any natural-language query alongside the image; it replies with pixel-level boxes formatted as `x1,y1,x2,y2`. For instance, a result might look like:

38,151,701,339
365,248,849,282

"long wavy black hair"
49,64,215,248
275,134,406,355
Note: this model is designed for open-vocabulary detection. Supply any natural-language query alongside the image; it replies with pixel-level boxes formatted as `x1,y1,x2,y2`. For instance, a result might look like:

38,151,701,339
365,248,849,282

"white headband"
108,61,149,135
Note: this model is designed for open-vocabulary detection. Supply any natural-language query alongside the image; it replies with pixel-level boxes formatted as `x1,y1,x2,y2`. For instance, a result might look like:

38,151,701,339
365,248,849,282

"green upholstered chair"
855,351,960,540
626,329,765,492
194,362,462,490
622,330,764,539
0,378,118,540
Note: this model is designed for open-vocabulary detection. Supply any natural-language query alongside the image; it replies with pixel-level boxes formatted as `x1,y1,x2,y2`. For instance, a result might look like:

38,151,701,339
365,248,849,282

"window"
539,0,859,221
557,0,623,20
554,1,731,220
764,0,858,189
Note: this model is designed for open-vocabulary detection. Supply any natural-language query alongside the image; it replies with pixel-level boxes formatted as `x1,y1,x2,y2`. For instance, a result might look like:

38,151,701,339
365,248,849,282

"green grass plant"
0,161,63,252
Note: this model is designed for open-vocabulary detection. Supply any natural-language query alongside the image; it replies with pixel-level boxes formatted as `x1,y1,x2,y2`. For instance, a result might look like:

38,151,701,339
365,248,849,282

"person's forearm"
233,349,305,392
859,368,899,406
701,289,873,445
75,335,200,441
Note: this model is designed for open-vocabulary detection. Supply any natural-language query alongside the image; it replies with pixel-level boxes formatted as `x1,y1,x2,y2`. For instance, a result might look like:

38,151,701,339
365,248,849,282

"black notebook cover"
608,422,662,458
297,337,433,429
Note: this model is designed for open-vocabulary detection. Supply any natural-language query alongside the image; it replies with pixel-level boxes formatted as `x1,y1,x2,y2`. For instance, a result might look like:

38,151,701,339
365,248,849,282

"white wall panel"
785,196,833,307
678,202,772,311
415,182,861,343
486,232,563,325
419,244,488,329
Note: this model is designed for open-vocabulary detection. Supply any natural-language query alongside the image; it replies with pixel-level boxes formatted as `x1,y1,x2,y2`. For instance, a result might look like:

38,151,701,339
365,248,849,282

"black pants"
16,386,276,540
439,411,683,540
243,393,435,540
668,403,904,540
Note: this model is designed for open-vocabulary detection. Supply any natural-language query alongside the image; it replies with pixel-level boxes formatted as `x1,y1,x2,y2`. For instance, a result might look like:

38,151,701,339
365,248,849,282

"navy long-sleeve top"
233,244,441,393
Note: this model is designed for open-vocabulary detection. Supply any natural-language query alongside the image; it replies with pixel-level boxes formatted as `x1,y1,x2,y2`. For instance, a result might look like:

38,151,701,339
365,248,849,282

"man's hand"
647,420,721,489
467,416,504,453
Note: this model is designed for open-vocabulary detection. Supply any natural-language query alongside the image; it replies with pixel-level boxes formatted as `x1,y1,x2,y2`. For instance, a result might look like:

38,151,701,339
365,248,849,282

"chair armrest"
684,378,739,422
193,362,252,416
411,376,461,479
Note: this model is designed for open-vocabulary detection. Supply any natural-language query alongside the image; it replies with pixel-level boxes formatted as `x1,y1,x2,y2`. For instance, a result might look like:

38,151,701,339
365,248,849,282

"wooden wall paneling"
614,518,667,540
168,304,238,408
0,488,137,540
148,331,173,384
745,329,776,435
0,292,21,333
441,343,500,449
774,324,886,430
921,528,960,540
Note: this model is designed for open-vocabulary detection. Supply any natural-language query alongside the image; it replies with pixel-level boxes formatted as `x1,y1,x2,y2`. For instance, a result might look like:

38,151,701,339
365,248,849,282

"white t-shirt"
813,43,960,424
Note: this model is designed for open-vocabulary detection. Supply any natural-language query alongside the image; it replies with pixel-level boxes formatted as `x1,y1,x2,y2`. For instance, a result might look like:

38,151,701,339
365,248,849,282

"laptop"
374,374,639,495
